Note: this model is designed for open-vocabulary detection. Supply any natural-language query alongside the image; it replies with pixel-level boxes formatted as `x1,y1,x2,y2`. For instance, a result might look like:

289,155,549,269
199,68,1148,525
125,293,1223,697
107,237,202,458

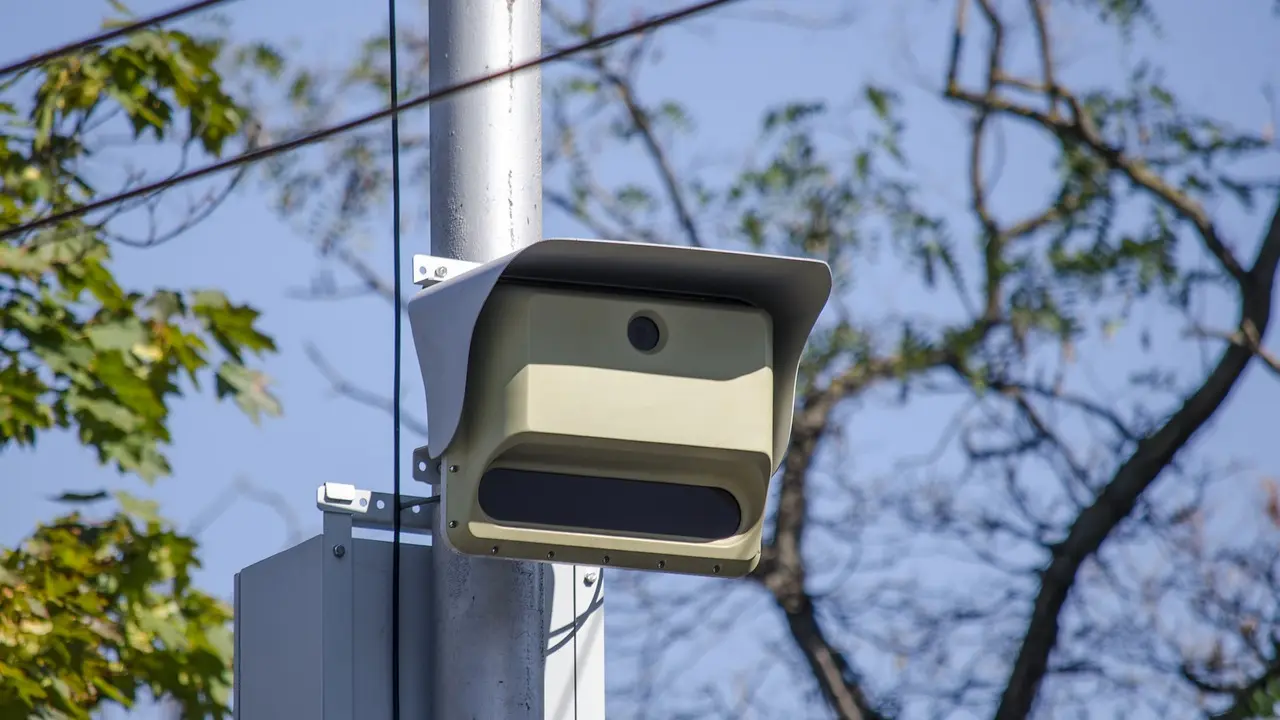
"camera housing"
407,238,831,577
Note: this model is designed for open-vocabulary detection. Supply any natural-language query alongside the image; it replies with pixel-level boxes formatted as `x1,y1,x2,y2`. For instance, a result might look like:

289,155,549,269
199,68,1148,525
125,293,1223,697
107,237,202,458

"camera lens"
627,314,661,352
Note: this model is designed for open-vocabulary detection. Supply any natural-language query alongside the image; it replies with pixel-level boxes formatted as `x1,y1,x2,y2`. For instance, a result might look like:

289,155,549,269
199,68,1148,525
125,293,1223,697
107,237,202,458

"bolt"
583,572,598,587
448,464,459,473
434,266,448,279
448,520,458,528
332,544,346,558
358,497,367,507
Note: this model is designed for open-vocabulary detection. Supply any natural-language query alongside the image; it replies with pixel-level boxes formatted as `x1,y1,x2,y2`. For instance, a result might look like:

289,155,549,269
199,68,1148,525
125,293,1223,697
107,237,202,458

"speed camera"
407,238,831,578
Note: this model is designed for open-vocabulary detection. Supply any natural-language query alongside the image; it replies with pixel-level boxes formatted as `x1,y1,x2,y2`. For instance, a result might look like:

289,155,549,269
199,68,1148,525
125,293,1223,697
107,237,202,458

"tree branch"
304,342,428,437
596,63,705,248
1190,638,1280,720
751,346,970,720
944,0,1248,287
993,195,1280,720
1185,323,1280,378
944,84,1249,287
969,0,1006,323
1025,0,1061,118
751,401,884,720
187,475,304,548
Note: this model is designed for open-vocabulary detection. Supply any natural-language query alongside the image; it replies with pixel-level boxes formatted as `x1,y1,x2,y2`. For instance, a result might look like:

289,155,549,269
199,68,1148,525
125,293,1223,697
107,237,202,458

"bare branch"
1025,0,1061,117
718,5,858,31
304,342,428,437
944,80,1249,287
285,283,382,302
945,0,969,93
187,476,304,548
1185,323,1280,378
592,58,704,248
993,196,1280,720
1188,637,1280,720
751,342,978,719
105,165,250,248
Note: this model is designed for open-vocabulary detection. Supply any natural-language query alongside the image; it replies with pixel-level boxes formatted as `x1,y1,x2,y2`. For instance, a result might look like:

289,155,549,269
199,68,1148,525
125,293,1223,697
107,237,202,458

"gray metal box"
234,535,432,718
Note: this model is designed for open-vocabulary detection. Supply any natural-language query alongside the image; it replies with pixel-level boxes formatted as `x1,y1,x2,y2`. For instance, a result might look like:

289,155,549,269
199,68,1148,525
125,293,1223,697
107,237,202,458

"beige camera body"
407,239,831,578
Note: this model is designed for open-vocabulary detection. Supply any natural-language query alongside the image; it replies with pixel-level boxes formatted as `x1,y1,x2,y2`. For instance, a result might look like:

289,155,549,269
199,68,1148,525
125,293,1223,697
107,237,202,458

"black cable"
400,495,439,511
0,0,741,242
386,0,404,715
545,577,604,655
0,0,237,77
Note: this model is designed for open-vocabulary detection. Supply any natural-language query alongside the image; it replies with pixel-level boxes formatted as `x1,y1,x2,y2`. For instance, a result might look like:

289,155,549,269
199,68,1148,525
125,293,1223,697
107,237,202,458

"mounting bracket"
412,254,481,287
316,481,435,533
411,446,440,485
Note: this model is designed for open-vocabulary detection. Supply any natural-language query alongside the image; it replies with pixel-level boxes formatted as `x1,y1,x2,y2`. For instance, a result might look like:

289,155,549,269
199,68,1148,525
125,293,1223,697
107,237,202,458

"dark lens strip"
478,468,742,540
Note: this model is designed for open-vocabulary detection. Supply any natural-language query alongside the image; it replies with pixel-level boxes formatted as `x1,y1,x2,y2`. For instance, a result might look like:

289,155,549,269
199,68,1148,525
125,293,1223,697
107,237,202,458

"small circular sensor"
627,314,661,352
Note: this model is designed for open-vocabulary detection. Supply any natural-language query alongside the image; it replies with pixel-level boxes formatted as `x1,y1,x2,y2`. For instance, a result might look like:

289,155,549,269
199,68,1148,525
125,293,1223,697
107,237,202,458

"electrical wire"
385,0,404,715
545,577,604,655
0,0,236,77
0,0,741,242
399,495,438,510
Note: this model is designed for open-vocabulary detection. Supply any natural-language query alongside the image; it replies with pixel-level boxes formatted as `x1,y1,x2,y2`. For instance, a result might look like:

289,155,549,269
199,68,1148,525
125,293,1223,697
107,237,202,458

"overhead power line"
0,0,739,242
0,0,237,77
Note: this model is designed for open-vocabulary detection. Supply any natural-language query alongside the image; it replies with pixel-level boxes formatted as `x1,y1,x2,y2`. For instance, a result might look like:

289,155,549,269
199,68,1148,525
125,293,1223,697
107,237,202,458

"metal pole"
428,1,550,718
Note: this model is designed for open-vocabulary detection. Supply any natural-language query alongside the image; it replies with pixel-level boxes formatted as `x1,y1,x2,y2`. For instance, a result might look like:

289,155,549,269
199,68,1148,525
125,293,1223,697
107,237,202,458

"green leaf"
763,101,825,132
84,317,148,352
214,361,282,423
865,85,895,119
92,677,131,707
114,491,161,525
51,490,110,504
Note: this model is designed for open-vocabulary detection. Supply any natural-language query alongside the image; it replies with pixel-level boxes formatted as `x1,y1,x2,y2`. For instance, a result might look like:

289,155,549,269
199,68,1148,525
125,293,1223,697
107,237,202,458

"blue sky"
2,0,1278,717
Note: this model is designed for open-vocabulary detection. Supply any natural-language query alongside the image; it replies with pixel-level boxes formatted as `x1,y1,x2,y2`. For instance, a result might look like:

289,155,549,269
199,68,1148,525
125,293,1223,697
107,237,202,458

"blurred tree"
0,5,279,717
254,0,1280,718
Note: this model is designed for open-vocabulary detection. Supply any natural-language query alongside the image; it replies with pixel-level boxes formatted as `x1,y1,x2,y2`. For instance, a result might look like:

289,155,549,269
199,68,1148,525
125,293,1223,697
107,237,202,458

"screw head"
434,266,448,278
583,572,598,587
332,544,346,558
448,465,459,473
448,520,458,528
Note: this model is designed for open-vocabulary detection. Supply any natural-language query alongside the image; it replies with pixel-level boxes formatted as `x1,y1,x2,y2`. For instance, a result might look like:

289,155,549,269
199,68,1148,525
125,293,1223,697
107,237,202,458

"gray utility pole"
428,2,604,719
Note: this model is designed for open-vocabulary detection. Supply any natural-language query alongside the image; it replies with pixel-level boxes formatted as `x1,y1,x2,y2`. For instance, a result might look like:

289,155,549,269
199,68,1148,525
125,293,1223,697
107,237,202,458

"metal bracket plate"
412,445,440,485
316,482,435,534
412,254,481,287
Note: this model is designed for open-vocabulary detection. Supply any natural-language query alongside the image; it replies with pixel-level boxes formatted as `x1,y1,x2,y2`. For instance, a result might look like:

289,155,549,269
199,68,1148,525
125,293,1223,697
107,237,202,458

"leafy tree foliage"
0,495,231,718
0,6,278,717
